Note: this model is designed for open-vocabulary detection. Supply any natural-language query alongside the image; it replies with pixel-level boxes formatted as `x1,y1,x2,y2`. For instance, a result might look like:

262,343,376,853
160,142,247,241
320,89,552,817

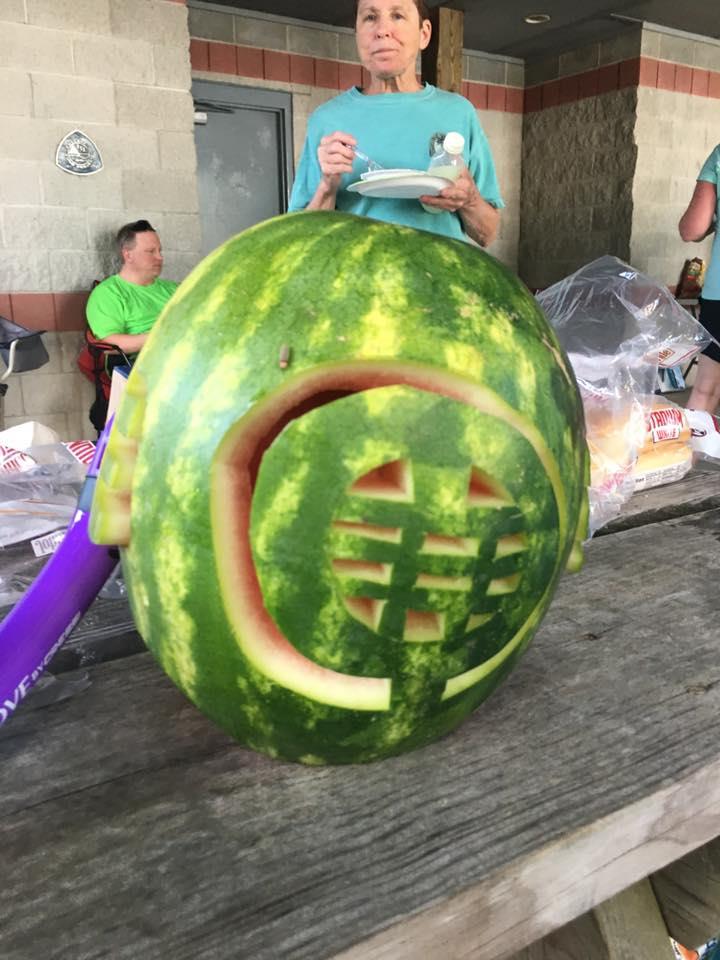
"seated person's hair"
116,219,156,254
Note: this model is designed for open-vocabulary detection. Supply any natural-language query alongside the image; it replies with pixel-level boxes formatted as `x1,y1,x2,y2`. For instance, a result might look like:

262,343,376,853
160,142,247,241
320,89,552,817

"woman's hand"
307,132,357,211
419,168,479,213
319,131,356,185
419,168,500,247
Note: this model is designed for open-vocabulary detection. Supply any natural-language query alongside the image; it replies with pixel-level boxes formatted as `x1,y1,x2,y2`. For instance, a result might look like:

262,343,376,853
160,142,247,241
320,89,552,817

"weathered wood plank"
652,837,720,948
602,463,719,535
509,879,675,960
508,911,606,960
1,509,720,960
593,879,676,960
2,467,714,676
421,7,464,94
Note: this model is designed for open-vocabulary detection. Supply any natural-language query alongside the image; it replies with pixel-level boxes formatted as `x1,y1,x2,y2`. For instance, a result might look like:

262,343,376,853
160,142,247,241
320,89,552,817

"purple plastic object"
0,418,118,726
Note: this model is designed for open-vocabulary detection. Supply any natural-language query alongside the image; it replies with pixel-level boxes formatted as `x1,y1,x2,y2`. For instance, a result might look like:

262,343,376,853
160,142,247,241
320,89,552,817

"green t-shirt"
86,274,178,339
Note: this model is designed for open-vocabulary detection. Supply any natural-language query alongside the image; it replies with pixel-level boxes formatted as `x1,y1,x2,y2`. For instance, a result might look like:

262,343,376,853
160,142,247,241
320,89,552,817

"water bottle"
422,132,465,214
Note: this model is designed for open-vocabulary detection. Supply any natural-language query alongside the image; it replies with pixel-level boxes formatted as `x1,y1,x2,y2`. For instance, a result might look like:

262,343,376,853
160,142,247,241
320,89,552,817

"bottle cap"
443,132,465,155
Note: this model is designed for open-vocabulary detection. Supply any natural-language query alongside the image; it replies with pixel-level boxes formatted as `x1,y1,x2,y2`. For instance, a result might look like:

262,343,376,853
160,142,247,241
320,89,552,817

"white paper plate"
359,168,425,182
347,173,452,200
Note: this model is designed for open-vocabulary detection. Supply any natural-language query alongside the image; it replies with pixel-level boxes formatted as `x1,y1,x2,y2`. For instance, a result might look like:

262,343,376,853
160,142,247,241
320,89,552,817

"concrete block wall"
520,24,720,290
4,2,716,445
0,0,200,440
187,4,524,270
630,27,719,286
520,86,638,289
520,28,644,289
464,52,523,269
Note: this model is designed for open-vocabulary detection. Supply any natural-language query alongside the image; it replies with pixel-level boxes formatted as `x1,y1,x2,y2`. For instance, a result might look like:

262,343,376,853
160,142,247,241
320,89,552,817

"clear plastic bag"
536,255,713,377
0,537,62,608
0,447,86,548
632,396,694,492
536,256,716,535
98,561,127,599
686,408,720,460
0,443,88,605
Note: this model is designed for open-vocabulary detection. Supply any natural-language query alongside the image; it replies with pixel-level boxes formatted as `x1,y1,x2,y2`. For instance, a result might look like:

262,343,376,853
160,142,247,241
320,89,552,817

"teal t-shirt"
698,144,720,300
288,84,504,242
86,275,178,339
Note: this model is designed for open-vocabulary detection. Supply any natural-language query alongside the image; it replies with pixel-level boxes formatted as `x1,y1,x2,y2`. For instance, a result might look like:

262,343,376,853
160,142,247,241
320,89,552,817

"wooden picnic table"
2,466,719,960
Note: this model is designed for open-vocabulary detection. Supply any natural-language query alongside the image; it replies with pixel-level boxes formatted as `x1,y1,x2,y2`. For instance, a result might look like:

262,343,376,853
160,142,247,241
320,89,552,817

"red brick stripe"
0,292,90,332
525,56,720,113
54,292,91,332
0,294,12,324
190,41,719,115
190,39,524,113
263,50,290,83
189,38,209,72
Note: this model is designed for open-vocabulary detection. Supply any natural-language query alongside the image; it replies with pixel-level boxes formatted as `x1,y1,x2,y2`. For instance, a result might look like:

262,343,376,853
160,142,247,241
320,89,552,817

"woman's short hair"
356,1,431,24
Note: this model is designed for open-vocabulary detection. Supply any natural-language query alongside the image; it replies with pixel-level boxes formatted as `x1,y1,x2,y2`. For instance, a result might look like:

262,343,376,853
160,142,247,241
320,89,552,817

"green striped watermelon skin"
92,211,589,764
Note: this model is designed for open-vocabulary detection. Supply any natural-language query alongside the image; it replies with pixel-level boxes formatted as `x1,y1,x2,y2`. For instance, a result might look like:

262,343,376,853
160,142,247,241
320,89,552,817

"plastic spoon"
352,147,383,172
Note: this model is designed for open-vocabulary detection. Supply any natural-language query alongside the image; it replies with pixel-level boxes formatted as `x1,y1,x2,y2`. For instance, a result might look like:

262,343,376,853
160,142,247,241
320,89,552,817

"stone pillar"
519,25,720,291
519,28,642,289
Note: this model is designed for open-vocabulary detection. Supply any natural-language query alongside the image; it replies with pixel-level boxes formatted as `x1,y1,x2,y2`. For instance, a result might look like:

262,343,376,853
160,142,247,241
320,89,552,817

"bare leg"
688,354,720,413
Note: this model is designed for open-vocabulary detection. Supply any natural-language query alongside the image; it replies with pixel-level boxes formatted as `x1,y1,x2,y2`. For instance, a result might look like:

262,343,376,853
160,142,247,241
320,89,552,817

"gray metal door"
192,80,293,258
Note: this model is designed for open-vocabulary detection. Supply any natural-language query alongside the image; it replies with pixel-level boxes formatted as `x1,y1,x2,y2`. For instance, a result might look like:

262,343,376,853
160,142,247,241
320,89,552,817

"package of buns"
535,255,719,534
633,399,693,490
586,396,693,496
585,401,640,495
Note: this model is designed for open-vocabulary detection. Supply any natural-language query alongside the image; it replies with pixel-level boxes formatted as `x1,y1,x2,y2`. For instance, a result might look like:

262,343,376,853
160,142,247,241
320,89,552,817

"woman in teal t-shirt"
288,0,504,248
679,144,720,413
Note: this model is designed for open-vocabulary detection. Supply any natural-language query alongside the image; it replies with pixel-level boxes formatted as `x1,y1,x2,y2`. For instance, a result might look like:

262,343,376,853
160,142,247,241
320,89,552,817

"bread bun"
587,396,692,492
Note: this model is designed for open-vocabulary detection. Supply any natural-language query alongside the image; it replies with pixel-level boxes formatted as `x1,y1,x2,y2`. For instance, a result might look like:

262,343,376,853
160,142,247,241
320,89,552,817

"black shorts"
699,297,720,363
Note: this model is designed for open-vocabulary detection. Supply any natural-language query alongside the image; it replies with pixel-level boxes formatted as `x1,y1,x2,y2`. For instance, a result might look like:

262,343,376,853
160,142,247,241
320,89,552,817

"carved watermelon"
90,211,589,764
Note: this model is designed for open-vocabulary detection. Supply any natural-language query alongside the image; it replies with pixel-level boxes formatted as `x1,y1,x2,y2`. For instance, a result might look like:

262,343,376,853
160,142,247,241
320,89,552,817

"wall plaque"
55,130,103,176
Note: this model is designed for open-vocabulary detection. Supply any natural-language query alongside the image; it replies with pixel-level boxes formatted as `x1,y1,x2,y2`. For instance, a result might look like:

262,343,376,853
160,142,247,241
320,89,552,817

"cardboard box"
106,364,132,422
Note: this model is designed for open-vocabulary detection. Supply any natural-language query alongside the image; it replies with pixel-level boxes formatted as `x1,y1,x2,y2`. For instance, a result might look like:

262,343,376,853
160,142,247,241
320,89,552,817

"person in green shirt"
86,219,178,355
